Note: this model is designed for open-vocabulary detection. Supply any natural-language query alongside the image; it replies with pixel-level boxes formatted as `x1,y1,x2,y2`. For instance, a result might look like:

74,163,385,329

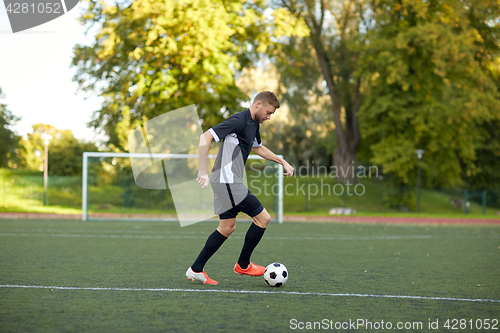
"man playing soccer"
186,91,294,284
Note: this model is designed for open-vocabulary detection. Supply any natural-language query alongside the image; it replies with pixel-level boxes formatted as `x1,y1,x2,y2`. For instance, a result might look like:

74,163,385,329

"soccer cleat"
185,267,218,285
234,262,266,276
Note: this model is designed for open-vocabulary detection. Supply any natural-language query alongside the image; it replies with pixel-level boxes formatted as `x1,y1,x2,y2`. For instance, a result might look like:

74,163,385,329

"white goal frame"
82,152,284,223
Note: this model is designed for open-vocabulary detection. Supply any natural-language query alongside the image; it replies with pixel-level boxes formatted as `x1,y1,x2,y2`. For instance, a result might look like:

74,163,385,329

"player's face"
257,103,276,123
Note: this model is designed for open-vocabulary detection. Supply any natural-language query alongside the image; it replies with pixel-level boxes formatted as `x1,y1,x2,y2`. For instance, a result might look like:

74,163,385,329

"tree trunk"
310,23,360,182
336,78,361,183
333,146,357,182
284,0,362,182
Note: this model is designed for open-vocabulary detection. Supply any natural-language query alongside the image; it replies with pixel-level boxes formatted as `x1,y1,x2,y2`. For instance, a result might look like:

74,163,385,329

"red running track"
284,215,500,224
0,212,499,225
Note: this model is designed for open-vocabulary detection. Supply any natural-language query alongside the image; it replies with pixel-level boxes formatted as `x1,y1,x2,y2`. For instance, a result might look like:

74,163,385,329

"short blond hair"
253,91,280,109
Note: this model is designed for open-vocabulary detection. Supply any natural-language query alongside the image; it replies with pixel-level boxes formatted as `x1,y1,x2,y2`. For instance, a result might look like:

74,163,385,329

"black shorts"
212,183,264,220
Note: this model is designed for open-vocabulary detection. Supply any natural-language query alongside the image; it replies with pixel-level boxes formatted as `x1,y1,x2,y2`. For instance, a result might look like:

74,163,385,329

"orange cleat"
234,262,266,276
186,267,218,285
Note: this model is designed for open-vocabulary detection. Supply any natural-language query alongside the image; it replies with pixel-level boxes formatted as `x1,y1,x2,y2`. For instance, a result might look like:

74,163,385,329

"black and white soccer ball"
264,263,288,287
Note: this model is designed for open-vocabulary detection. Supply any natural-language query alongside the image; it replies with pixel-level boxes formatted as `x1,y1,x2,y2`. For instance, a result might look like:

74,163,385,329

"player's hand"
283,162,294,177
196,172,209,189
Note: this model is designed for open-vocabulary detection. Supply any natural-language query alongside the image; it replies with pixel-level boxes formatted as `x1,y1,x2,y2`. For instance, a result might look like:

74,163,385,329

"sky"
0,0,105,143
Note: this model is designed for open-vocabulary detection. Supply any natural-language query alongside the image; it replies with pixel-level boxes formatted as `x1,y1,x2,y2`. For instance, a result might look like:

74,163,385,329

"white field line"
0,233,434,241
0,284,498,303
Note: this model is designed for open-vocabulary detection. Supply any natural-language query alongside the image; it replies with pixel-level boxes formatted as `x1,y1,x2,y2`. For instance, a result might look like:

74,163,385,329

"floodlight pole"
42,133,53,206
415,150,425,213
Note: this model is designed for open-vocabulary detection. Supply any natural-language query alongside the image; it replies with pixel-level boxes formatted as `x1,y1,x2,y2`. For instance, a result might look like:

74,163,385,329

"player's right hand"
283,161,295,177
196,172,209,189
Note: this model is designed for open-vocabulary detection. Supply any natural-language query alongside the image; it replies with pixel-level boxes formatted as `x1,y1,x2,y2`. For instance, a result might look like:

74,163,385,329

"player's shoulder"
229,108,250,120
225,109,251,127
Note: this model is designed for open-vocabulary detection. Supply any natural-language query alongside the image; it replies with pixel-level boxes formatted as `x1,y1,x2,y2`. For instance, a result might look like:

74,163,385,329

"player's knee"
255,211,271,228
263,212,271,226
218,224,235,237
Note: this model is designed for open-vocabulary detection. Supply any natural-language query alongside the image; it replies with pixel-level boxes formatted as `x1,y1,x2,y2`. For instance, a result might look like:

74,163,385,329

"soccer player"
186,91,294,284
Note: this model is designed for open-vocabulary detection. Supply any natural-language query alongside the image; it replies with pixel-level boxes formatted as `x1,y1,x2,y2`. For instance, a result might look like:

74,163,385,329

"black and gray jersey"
208,109,261,184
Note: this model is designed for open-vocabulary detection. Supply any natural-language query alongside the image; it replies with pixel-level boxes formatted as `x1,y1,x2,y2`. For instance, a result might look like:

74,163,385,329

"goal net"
82,152,283,225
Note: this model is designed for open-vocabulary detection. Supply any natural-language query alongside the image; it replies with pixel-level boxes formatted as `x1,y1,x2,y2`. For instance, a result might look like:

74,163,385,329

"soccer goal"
82,152,283,223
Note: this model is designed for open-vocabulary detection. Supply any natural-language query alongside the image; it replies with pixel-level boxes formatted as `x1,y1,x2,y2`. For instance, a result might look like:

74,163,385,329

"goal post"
82,152,284,224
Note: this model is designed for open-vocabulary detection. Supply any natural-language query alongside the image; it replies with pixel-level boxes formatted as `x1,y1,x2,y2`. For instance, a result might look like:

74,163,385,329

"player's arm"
252,145,294,176
196,114,244,188
196,131,213,189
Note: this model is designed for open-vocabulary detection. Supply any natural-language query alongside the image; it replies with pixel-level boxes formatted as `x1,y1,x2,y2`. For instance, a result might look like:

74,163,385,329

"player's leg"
234,191,270,276
236,208,270,270
251,207,272,229
216,217,237,237
186,217,236,284
187,181,238,284
191,217,236,271
191,217,235,271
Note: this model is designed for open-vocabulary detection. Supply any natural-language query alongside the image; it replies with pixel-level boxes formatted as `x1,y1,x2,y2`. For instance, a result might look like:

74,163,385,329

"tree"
72,0,307,151
357,0,500,192
462,118,500,208
17,124,99,176
0,87,20,168
235,64,335,169
273,0,369,181
461,0,500,191
47,133,99,177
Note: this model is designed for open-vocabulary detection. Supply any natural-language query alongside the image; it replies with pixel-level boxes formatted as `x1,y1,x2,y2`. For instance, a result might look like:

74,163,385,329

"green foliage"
271,32,332,156
49,136,98,177
265,103,336,168
87,157,176,211
357,0,500,188
72,0,308,151
382,185,417,212
235,62,336,168
16,124,99,176
0,87,21,168
272,0,368,173
463,119,500,185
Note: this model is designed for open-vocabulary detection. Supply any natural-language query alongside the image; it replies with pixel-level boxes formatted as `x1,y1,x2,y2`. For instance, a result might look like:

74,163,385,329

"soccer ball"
264,263,288,287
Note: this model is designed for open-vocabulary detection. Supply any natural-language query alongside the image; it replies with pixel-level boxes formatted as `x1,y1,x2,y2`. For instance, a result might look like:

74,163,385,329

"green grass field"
0,218,499,332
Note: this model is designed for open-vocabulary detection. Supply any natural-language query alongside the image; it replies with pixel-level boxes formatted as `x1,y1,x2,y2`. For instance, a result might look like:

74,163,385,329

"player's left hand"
283,162,294,177
197,172,209,189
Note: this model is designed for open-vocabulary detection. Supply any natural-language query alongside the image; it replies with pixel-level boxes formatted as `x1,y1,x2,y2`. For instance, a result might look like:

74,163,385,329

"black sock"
237,223,266,269
191,230,227,273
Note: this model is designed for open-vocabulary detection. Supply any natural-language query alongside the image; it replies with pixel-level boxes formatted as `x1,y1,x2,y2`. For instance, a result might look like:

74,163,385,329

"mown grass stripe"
0,233,434,240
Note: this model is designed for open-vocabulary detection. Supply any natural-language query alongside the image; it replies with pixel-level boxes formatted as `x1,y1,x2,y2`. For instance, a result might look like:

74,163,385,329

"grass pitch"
0,219,499,332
